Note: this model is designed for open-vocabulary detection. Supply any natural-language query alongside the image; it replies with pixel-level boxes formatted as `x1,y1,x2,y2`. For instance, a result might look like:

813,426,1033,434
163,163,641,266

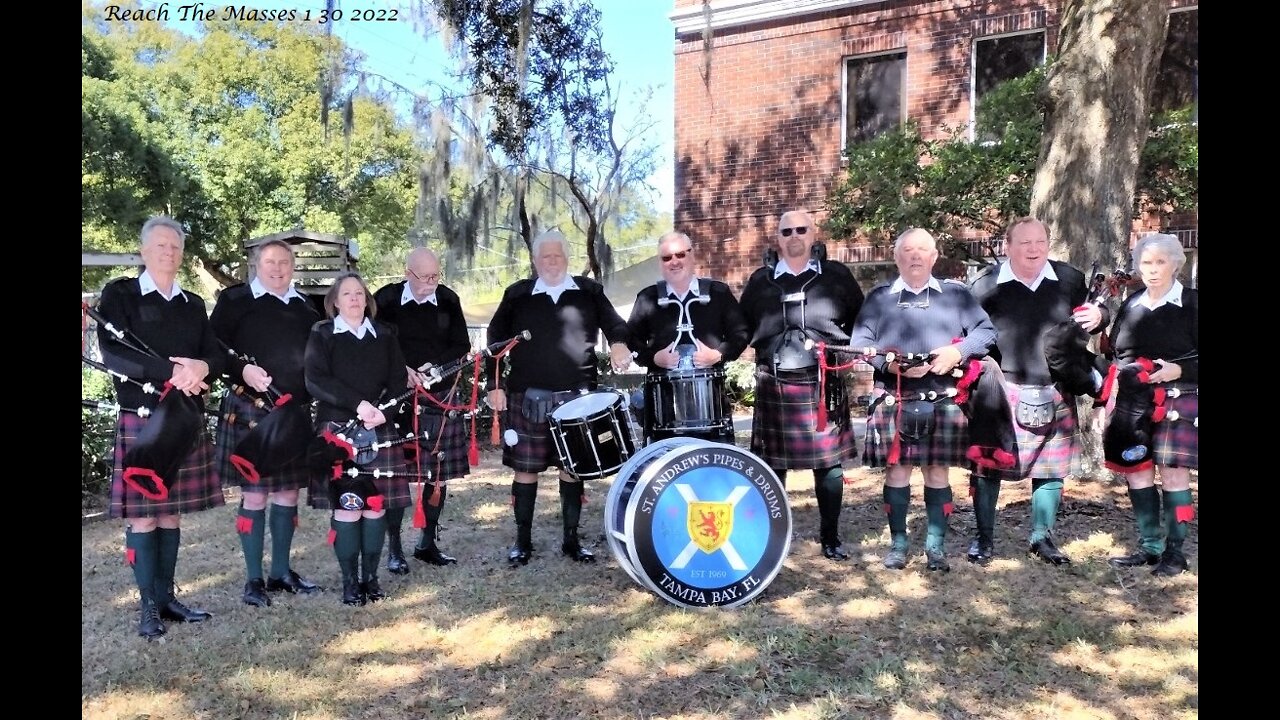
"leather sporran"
899,400,937,442
1015,385,1057,431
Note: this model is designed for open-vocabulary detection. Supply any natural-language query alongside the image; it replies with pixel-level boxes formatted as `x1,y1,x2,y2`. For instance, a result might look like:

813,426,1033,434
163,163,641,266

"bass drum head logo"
620,440,791,608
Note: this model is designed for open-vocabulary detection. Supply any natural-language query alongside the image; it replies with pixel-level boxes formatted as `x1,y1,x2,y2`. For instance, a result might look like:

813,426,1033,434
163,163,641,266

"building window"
971,30,1045,142
1151,7,1197,119
843,52,905,148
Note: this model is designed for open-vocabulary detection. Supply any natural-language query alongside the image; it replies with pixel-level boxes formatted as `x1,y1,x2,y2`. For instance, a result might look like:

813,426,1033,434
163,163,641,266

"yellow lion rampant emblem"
687,501,733,553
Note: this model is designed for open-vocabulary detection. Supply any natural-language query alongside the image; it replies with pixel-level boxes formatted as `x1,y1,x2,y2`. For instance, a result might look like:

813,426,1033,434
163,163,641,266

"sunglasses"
407,269,441,282
780,226,809,237
661,250,690,263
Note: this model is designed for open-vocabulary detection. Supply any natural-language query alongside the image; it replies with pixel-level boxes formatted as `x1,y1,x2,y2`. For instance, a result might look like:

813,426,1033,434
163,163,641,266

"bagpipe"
82,305,206,502
1043,264,1133,398
219,346,316,484
1099,352,1198,473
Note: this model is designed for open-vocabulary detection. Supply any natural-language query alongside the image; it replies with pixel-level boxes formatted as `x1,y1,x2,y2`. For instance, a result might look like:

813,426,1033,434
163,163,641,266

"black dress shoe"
1108,550,1161,568
562,540,596,563
413,546,458,566
341,579,366,606
386,551,410,575
883,549,908,570
821,543,850,561
925,550,951,573
1029,536,1072,565
966,538,995,565
508,544,533,566
1151,548,1189,577
138,599,167,640
266,570,322,594
159,598,213,623
362,577,387,602
242,579,272,607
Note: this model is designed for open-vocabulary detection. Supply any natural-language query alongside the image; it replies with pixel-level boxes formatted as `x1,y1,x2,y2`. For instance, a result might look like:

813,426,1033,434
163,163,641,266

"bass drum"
604,438,791,608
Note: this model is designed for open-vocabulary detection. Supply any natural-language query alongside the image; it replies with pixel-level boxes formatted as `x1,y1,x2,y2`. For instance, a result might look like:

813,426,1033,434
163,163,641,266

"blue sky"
158,0,677,211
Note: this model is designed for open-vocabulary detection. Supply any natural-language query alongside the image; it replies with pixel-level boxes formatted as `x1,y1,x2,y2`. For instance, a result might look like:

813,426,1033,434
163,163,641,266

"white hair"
1132,233,1186,273
531,229,570,259
140,215,186,250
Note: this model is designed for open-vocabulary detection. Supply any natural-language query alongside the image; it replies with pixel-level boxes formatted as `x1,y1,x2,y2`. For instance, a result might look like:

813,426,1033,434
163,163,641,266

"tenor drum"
603,439,791,608
549,390,638,480
647,368,729,433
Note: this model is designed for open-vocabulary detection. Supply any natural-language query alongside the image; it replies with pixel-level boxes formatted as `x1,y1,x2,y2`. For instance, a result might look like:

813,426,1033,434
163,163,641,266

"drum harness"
655,279,711,370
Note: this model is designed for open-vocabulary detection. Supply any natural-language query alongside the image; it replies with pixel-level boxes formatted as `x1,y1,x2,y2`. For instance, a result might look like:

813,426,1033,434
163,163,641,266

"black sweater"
209,284,321,399
969,260,1106,385
372,281,472,368
1108,286,1198,383
96,276,225,411
738,260,865,365
626,279,749,371
304,319,410,424
485,276,629,393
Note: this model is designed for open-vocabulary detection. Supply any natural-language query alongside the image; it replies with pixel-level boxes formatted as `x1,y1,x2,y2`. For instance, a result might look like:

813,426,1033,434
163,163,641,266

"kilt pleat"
750,369,857,470
500,391,560,473
110,411,225,519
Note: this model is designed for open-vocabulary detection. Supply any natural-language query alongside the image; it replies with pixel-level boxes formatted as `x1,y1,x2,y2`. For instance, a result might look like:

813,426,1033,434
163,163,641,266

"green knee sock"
237,506,267,581
1127,486,1165,555
923,486,953,554
331,517,361,583
813,466,844,542
126,528,160,603
384,505,405,555
1029,478,1064,544
972,475,1000,540
1163,489,1195,551
360,515,387,581
883,485,910,551
154,527,181,604
268,504,298,580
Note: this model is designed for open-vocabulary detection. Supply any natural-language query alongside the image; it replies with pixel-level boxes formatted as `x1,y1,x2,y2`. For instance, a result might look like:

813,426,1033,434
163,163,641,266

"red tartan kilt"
750,369,857,470
214,391,314,492
997,382,1081,479
1151,387,1198,469
307,421,412,510
396,389,472,482
862,392,969,468
499,392,561,473
110,411,225,519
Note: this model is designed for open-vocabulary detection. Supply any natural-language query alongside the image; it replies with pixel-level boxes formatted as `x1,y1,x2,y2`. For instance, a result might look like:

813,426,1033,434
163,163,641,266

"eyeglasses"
661,250,690,263
407,269,441,283
780,226,809,237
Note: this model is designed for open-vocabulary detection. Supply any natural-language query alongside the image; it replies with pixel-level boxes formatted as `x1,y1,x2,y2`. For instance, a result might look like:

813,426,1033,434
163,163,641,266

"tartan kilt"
395,389,472,482
1150,385,1198,470
500,391,561,473
863,391,969,468
750,369,857,470
987,382,1081,480
307,420,413,510
110,411,225,519
214,390,313,493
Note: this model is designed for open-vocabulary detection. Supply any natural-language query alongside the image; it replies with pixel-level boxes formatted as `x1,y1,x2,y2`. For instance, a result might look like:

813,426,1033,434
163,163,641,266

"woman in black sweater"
1104,233,1198,577
305,272,413,605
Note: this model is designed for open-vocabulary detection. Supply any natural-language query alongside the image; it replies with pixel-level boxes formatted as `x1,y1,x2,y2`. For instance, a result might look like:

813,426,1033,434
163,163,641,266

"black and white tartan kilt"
395,392,471,482
987,381,1082,480
862,391,969,468
500,391,561,474
110,411,225,519
307,421,413,511
750,369,857,470
214,390,314,493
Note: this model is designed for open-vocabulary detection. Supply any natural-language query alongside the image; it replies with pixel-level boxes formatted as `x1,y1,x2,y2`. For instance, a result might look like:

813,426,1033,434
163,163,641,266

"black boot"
1109,550,1161,567
243,578,272,607
508,482,536,566
127,529,166,639
154,527,212,623
333,517,365,606
1152,546,1190,577
413,486,457,565
385,507,409,575
1029,534,1071,566
560,479,595,562
138,595,167,640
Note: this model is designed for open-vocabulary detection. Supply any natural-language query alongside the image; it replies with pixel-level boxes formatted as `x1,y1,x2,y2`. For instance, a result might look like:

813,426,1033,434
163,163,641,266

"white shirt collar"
996,260,1058,291
532,275,579,304
664,277,702,300
400,283,437,306
249,276,304,304
1137,280,1184,310
138,270,187,302
333,314,377,339
773,258,822,278
889,275,943,295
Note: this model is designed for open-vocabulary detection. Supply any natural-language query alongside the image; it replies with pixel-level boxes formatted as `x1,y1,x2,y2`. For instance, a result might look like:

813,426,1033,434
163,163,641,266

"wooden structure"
243,229,358,299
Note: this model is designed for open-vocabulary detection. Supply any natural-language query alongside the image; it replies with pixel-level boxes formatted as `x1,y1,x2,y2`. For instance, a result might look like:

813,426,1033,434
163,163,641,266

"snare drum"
549,390,638,480
603,438,791,608
647,368,730,434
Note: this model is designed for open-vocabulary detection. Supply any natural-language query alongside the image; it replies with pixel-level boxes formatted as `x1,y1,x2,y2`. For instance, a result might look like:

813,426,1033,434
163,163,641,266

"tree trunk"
1030,0,1169,477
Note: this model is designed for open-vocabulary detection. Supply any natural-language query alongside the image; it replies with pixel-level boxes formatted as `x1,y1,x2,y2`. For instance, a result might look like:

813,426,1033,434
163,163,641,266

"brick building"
669,0,1198,291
